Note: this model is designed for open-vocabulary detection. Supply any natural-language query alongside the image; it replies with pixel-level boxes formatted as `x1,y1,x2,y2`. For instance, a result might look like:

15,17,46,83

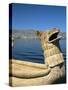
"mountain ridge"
11,29,66,40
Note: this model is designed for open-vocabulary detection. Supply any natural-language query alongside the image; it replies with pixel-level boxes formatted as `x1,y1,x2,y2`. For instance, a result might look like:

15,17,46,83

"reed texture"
9,28,65,86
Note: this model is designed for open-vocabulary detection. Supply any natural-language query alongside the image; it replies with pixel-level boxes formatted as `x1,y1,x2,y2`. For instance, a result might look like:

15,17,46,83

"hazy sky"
11,3,66,32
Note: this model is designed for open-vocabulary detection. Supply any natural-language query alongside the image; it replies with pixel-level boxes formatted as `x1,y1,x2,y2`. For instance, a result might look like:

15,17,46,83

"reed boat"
9,28,65,86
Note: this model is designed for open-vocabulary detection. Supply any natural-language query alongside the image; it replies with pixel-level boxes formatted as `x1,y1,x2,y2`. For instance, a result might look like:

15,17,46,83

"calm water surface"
12,39,66,64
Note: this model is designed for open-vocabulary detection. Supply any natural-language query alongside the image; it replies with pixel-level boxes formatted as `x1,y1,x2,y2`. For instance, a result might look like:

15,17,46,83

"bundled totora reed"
9,28,65,86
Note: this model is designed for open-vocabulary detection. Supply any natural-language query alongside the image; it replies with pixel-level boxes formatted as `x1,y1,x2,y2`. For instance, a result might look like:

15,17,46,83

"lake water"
12,38,66,64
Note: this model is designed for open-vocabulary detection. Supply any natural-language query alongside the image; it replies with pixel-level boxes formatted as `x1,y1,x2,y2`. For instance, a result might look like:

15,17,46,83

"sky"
11,3,66,32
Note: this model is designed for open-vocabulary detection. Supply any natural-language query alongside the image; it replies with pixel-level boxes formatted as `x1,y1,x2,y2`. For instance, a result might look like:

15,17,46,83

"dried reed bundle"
39,28,64,67
9,28,65,86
